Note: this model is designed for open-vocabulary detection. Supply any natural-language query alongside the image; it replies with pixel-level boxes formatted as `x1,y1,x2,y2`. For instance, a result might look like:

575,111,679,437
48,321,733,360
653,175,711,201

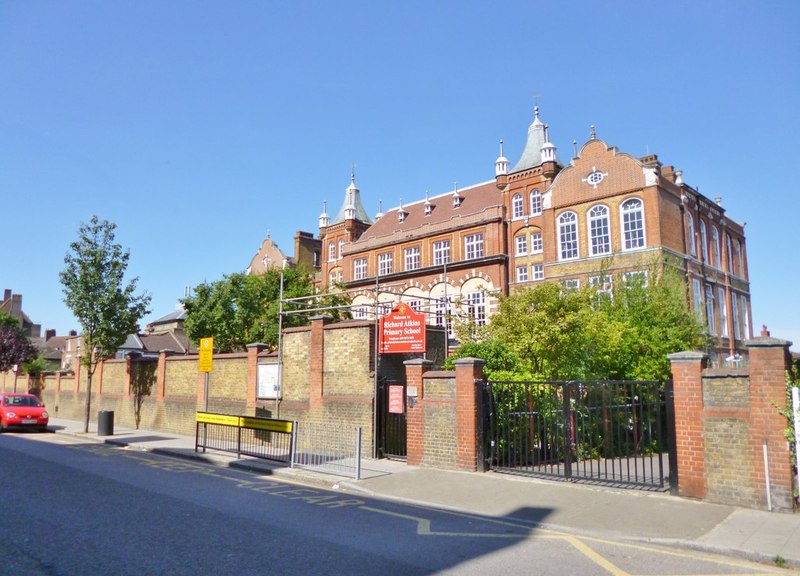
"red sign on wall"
379,303,426,354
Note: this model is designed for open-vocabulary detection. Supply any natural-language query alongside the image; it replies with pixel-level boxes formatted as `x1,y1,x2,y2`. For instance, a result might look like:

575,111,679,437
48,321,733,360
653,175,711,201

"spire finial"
499,139,504,156
590,125,597,140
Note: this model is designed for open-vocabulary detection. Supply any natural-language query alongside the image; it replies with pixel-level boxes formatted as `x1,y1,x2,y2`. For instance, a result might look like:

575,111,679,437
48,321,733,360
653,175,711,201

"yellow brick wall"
323,325,373,396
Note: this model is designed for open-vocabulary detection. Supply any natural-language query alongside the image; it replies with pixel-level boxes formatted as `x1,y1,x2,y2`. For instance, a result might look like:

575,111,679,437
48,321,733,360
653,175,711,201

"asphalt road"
0,432,786,576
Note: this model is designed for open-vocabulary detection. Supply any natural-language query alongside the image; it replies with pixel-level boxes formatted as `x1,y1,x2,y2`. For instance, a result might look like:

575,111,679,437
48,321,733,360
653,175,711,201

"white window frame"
692,278,703,323
353,258,367,280
558,211,579,260
741,295,750,339
434,296,454,338
589,274,613,295
711,226,721,268
621,198,645,251
731,291,740,339
622,270,648,288
464,233,484,260
736,240,744,277
699,220,709,263
328,241,336,262
718,287,728,337
588,204,611,256
464,291,487,326
705,285,716,335
337,239,344,260
433,239,450,266
530,231,543,254
516,265,528,283
512,194,524,219
530,189,542,216
532,264,544,281
561,279,580,291
378,252,393,276
404,246,420,271
687,213,697,257
515,235,527,256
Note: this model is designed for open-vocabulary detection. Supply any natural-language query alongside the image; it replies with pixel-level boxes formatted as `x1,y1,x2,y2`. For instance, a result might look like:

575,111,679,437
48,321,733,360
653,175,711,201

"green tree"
22,355,49,396
182,267,351,353
485,282,624,380
0,312,37,373
450,266,702,382
60,216,152,433
595,268,704,380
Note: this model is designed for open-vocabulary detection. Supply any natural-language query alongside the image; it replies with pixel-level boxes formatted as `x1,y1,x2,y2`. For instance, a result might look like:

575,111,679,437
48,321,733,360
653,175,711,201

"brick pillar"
404,358,434,466
95,359,104,396
309,316,332,411
246,343,268,409
668,350,708,499
746,330,794,509
74,360,81,394
124,352,140,397
156,350,172,401
55,371,62,393
454,357,485,471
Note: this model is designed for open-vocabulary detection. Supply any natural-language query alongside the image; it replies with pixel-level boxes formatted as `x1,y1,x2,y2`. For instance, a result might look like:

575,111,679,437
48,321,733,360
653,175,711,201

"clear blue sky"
2,1,798,351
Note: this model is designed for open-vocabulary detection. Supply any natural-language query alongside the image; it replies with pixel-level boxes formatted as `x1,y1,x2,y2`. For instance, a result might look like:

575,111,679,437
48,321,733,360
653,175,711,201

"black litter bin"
98,410,114,436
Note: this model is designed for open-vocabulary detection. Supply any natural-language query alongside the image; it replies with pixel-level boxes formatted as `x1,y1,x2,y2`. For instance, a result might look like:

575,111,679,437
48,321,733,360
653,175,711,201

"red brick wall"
669,334,795,510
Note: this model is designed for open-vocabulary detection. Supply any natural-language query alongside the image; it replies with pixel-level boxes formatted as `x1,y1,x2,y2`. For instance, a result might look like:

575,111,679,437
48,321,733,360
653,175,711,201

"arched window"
686,213,697,257
558,211,579,260
699,220,709,263
621,198,645,250
512,194,524,219
588,205,610,256
530,189,542,216
711,226,721,268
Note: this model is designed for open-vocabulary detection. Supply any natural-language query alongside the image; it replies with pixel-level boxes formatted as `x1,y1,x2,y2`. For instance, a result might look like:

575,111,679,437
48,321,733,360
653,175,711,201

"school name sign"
379,303,426,354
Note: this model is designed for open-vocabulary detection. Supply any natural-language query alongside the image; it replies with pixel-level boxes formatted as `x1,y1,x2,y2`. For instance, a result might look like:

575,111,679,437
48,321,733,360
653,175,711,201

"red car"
0,393,49,432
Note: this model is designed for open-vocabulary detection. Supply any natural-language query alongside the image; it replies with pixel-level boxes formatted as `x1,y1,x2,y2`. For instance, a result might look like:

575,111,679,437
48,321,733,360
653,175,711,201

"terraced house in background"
270,105,751,360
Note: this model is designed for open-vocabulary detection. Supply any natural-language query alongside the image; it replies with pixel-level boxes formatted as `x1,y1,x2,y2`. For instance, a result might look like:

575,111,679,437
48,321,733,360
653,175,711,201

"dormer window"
424,203,432,216
453,194,462,208
398,210,407,223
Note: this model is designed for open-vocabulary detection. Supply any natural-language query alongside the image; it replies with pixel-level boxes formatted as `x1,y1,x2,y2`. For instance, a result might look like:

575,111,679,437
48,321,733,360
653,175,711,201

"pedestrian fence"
195,412,362,480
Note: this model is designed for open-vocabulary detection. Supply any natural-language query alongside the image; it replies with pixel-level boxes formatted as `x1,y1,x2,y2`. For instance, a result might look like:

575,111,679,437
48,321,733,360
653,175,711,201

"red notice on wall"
388,385,404,414
379,303,426,354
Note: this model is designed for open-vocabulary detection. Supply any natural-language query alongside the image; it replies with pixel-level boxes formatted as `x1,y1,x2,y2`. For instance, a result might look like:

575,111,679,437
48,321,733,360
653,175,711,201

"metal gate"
484,380,675,490
377,378,407,459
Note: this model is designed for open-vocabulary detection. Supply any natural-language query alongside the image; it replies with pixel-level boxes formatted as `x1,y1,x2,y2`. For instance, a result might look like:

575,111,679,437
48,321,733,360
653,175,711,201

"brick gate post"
746,328,794,509
454,357,486,471
667,350,708,499
404,358,434,466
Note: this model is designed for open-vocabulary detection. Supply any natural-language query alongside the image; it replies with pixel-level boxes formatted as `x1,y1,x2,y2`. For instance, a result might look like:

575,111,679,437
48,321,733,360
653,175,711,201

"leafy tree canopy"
452,265,703,382
0,312,37,372
182,267,351,353
60,216,152,371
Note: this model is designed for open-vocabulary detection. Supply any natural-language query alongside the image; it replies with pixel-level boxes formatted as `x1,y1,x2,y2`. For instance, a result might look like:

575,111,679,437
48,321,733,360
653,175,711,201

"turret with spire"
510,105,560,174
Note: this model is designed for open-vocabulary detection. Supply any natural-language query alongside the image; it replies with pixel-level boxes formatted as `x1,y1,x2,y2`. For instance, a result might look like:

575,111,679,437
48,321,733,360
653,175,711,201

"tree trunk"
83,369,93,434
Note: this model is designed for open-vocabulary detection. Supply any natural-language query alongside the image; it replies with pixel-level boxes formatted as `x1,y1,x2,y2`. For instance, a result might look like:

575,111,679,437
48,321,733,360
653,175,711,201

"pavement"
44,417,800,570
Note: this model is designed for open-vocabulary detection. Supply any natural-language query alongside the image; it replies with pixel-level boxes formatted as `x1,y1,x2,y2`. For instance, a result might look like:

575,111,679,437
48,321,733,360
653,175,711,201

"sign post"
199,337,214,411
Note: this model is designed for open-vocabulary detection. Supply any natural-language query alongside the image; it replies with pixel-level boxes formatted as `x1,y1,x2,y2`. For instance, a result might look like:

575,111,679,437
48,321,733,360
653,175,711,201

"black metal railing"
195,412,294,464
486,380,672,490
